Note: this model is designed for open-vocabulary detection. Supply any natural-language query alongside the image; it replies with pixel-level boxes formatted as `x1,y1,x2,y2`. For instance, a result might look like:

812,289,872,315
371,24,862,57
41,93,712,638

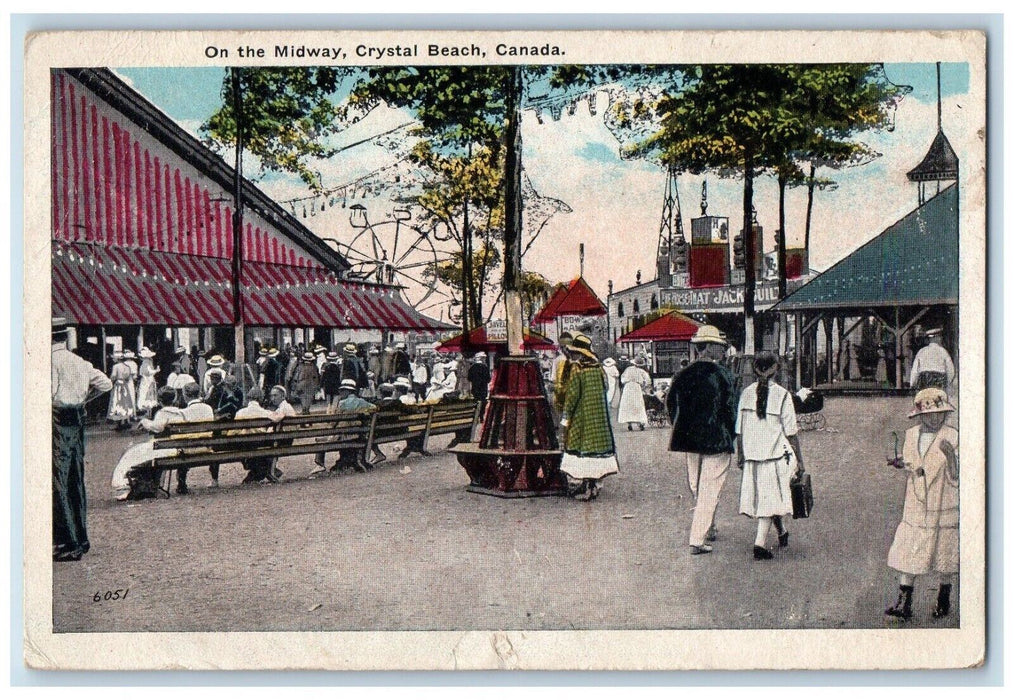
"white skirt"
888,521,959,575
111,441,176,500
739,454,795,518
617,384,648,425
560,453,619,480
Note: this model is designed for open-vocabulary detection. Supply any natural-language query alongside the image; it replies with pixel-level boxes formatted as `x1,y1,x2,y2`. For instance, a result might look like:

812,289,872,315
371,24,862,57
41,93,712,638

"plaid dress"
560,362,619,481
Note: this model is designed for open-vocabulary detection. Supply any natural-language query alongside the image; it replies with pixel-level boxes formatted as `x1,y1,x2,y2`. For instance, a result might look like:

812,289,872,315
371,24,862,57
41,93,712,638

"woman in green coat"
559,334,619,500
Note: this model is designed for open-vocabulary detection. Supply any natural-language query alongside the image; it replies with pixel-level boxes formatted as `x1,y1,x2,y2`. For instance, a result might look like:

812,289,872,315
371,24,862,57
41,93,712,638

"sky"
114,62,972,317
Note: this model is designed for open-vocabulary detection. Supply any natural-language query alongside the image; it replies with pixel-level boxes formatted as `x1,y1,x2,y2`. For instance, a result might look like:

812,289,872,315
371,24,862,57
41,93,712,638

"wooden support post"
794,313,802,390
421,405,435,452
364,411,379,458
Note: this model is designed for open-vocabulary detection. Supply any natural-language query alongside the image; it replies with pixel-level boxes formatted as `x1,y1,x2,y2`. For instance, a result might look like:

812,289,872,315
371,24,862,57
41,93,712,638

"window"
650,294,659,310
618,303,625,318
633,299,640,314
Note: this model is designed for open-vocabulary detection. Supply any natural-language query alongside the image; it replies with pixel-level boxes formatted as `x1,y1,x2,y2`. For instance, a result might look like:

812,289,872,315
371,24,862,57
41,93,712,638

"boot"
753,545,774,560
932,584,952,619
885,585,914,620
773,516,789,547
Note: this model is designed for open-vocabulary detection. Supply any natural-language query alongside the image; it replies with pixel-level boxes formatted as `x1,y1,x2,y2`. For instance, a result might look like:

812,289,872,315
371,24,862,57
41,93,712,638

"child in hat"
885,388,959,621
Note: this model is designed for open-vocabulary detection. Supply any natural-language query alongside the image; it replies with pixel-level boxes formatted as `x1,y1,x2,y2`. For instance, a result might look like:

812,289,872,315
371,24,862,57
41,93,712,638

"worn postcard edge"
21,28,987,671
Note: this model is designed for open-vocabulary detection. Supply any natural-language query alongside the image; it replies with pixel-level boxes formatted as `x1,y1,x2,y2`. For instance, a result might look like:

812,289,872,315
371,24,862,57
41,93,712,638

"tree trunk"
502,66,524,356
231,67,246,364
462,190,472,342
743,156,756,354
804,161,816,260
777,171,788,300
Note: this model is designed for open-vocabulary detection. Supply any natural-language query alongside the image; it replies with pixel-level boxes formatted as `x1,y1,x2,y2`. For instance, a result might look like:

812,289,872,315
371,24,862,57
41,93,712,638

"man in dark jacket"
467,351,492,413
666,325,738,555
340,343,369,391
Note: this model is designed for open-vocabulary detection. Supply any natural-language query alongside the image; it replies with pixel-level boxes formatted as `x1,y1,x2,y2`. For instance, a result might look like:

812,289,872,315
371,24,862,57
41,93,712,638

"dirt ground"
52,395,960,632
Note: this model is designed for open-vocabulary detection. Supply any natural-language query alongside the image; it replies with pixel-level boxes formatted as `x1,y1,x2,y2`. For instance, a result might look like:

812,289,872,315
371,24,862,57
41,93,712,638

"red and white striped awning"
51,241,453,331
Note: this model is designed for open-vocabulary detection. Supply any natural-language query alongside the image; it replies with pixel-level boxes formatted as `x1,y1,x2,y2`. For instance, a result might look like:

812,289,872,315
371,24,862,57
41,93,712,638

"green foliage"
201,68,350,191
343,66,510,155
423,244,502,295
518,271,555,322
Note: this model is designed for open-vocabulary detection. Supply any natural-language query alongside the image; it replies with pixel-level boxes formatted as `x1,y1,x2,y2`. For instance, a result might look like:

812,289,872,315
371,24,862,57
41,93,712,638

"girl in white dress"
884,388,959,621
736,352,806,560
135,347,160,416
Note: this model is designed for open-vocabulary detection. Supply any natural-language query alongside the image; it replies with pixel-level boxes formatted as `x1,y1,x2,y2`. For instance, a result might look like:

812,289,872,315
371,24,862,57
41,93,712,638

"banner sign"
661,281,782,312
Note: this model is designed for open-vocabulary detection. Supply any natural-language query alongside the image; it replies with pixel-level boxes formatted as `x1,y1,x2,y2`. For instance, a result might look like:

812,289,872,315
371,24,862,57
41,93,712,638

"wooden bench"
127,400,480,497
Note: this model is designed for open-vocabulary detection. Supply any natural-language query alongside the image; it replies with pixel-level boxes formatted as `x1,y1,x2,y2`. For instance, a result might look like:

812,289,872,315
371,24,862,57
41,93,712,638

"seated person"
233,387,281,484
176,381,215,494
394,377,436,459
110,387,188,501
313,379,378,475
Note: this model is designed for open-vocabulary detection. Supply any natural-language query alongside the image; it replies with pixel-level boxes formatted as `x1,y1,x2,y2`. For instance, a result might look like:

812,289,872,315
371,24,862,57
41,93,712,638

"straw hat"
139,346,156,359
344,343,358,354
325,351,339,361
908,388,956,418
393,376,413,390
258,347,269,357
206,354,226,368
111,350,123,361
473,351,487,359
925,327,943,337
690,325,727,346
267,348,279,358
568,334,598,361
175,346,188,355
122,349,136,359
52,316,68,336
314,345,327,355
602,357,616,367
339,379,358,391
301,352,315,362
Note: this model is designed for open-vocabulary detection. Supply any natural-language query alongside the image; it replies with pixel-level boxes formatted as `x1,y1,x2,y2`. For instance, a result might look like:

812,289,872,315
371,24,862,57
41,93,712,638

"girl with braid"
735,352,806,560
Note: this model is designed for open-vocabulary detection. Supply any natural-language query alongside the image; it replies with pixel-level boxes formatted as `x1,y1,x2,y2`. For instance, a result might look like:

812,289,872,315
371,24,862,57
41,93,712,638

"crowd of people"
53,317,961,622
103,339,495,497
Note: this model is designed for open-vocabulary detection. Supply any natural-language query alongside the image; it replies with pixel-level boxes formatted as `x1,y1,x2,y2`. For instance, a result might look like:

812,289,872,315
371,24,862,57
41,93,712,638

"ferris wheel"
336,205,457,312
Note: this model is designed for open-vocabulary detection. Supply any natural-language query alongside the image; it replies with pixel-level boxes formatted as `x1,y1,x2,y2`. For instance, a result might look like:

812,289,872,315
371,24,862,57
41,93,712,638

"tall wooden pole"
502,66,525,356
231,67,246,364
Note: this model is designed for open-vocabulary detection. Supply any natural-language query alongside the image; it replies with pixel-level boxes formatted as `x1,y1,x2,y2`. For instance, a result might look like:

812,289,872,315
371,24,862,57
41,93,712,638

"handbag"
790,471,813,519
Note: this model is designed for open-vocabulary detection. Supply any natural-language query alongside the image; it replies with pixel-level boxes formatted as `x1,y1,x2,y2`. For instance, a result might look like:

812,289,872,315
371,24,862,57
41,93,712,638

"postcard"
24,28,986,670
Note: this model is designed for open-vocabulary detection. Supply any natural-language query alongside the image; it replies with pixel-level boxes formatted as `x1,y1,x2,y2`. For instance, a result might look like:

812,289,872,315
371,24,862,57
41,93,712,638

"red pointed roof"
533,277,607,323
617,311,701,343
532,284,570,324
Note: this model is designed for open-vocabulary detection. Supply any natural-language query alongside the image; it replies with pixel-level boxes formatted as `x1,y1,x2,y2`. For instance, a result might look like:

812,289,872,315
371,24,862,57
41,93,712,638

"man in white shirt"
52,317,112,561
176,383,215,494
909,328,955,390
111,387,185,501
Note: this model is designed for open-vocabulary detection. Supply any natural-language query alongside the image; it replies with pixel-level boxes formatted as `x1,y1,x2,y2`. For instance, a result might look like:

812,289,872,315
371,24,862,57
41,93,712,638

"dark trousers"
915,371,948,390
53,407,88,553
177,464,220,488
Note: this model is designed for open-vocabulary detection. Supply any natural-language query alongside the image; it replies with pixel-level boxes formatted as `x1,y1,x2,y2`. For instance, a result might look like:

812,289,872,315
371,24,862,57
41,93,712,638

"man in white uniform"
908,328,955,390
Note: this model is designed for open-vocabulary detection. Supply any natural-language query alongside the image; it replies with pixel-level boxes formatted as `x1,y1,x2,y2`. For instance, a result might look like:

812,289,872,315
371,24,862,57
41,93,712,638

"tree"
617,63,906,351
775,64,905,299
342,67,510,338
202,68,348,191
641,64,808,352
201,67,348,362
518,271,556,325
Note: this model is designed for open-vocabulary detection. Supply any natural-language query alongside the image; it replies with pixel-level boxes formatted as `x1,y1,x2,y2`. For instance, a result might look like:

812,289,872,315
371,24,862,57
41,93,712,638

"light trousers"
679,451,732,547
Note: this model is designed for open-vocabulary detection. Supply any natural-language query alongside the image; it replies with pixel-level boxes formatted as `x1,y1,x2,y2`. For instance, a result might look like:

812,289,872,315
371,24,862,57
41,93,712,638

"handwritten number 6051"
93,589,129,602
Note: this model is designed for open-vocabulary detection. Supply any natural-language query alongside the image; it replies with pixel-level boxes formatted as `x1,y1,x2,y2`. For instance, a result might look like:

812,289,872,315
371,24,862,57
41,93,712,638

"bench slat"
149,439,368,470
154,423,370,450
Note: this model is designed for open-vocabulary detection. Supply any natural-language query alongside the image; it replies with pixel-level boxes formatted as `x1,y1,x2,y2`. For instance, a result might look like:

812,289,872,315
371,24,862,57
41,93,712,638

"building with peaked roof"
616,311,701,376
51,68,450,374
532,276,608,347
775,104,960,391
